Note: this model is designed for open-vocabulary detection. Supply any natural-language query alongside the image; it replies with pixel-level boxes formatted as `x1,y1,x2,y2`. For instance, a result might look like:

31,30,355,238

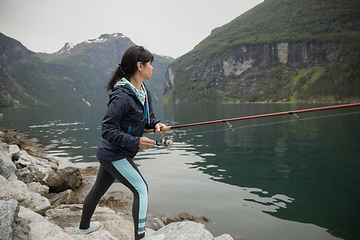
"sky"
0,0,263,59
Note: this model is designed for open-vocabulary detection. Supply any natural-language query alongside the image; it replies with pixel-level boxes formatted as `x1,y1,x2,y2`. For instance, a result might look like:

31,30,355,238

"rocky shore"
0,128,234,240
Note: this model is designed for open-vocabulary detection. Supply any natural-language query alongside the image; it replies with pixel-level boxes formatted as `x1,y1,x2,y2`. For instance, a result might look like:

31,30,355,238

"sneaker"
74,221,100,235
144,233,165,240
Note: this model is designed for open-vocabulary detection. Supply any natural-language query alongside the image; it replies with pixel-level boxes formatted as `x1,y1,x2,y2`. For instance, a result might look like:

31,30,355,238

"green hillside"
200,0,359,52
165,0,360,103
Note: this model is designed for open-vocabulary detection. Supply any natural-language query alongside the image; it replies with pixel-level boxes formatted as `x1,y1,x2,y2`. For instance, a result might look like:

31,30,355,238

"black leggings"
79,158,148,240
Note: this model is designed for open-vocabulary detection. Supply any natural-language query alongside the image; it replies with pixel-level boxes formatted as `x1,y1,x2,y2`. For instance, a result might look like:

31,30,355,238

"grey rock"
214,234,234,240
47,189,79,207
7,172,18,181
0,142,16,179
18,206,74,240
154,221,215,240
16,164,61,188
9,144,21,160
12,211,30,240
27,182,50,196
54,167,83,192
1,175,53,216
30,192,51,215
0,141,9,152
15,153,82,193
0,175,33,208
15,151,63,190
15,166,37,183
16,150,58,170
0,199,19,240
41,169,63,191
146,214,166,231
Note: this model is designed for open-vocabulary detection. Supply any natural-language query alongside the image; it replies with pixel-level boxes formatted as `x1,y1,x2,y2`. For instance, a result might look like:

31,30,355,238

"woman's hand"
155,123,169,134
138,137,156,148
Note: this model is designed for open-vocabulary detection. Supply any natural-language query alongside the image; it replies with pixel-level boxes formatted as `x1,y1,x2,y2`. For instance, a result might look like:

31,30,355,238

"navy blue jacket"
96,84,161,161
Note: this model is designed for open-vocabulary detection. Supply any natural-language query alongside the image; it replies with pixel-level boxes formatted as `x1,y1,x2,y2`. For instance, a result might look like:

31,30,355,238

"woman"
75,45,167,240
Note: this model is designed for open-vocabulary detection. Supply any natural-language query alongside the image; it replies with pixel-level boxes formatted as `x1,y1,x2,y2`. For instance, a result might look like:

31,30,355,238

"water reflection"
162,104,360,240
137,139,340,240
0,106,104,164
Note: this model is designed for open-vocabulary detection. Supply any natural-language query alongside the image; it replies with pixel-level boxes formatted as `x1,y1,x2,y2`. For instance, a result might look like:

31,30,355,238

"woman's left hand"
155,123,169,134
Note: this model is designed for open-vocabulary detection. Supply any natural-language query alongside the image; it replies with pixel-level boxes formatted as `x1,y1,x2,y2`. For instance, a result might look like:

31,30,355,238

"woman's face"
141,61,153,80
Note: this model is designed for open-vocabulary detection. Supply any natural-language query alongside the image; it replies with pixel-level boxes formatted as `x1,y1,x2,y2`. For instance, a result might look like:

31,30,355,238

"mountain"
0,33,84,107
163,0,360,104
38,33,174,106
0,33,173,107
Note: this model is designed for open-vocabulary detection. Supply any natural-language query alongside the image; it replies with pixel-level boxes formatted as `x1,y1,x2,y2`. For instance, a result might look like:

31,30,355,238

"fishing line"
145,103,360,136
174,110,360,137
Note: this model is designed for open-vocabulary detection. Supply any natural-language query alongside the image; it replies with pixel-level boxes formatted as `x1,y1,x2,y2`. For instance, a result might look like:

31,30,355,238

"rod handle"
143,126,171,134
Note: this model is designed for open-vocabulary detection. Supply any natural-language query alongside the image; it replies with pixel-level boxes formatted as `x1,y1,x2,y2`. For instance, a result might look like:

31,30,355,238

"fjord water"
1,103,359,240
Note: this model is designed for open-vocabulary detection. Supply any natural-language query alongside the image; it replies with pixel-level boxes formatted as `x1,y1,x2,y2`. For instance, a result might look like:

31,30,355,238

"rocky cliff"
164,41,341,103
163,0,360,104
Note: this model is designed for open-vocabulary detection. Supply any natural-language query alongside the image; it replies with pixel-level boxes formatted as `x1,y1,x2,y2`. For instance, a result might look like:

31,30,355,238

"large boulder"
0,199,19,240
215,234,234,240
16,165,63,192
154,221,234,240
12,208,30,240
15,150,62,189
0,175,51,215
18,206,74,240
15,151,82,192
54,167,83,193
16,150,58,170
0,175,33,208
154,221,213,239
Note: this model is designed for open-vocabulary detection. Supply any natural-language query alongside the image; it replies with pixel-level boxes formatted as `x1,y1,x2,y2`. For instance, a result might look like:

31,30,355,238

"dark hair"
107,45,154,91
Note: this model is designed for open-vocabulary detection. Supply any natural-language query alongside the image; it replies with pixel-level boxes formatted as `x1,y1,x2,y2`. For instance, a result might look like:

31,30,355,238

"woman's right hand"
138,136,156,148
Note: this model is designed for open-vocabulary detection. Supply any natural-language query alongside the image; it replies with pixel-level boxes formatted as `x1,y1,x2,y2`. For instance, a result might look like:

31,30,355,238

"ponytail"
106,65,127,91
106,45,154,91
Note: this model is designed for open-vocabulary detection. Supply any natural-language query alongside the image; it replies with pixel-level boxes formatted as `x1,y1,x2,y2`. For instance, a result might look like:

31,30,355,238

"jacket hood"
115,78,146,104
108,78,148,107
115,77,132,87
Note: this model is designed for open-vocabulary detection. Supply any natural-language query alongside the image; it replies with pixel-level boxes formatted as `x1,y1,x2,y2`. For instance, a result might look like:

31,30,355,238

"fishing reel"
156,134,173,149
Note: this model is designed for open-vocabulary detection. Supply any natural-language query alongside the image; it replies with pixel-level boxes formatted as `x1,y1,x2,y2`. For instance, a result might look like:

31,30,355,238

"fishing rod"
145,103,360,137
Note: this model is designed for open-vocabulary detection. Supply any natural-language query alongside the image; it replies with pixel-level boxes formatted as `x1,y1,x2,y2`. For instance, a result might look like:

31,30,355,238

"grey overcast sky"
0,0,263,58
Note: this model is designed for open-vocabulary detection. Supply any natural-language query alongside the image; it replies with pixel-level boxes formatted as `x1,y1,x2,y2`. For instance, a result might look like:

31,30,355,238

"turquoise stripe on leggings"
111,159,148,235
